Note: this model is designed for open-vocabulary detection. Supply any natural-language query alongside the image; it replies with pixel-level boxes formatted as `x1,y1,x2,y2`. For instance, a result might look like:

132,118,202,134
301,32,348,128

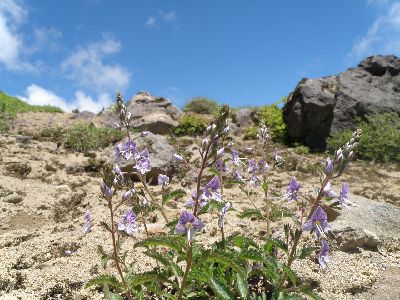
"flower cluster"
118,208,139,235
285,176,301,203
175,211,205,241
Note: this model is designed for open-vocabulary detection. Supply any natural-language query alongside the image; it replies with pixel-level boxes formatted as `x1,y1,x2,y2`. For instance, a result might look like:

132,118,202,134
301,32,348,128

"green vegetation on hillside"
327,112,400,162
174,113,209,136
183,97,219,115
259,104,287,143
65,122,125,152
0,91,63,132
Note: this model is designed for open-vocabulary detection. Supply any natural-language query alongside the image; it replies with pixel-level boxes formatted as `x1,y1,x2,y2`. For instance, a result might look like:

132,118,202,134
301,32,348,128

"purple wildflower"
324,157,334,175
173,154,184,161
250,174,260,187
233,170,243,181
318,239,330,269
323,182,337,198
204,176,222,201
259,124,269,142
115,140,138,160
136,157,151,175
83,210,91,234
285,177,301,203
258,159,269,171
247,159,259,174
218,202,232,228
274,147,282,162
118,208,139,235
123,188,136,201
231,150,241,166
157,174,170,186
175,211,205,241
338,182,351,207
303,206,332,239
101,182,113,201
186,191,208,208
216,159,229,173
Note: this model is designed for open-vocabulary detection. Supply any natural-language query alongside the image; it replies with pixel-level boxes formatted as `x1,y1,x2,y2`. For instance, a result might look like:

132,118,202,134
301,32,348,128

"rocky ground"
0,112,399,300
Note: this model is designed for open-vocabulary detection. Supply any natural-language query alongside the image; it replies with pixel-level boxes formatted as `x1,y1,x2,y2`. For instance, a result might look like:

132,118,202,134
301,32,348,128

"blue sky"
1,0,399,112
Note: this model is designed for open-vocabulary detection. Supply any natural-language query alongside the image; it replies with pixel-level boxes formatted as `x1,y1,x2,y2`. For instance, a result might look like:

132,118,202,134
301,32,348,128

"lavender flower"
323,182,337,198
218,202,232,228
250,174,260,187
338,182,351,207
83,210,91,234
233,170,243,181
247,159,259,174
324,157,334,175
231,150,241,166
273,147,282,162
123,188,136,201
303,206,332,239
186,191,208,208
101,182,113,201
216,159,229,173
136,157,151,175
258,159,269,171
204,176,222,201
157,174,170,186
173,154,184,161
115,140,138,160
118,208,139,235
285,177,301,203
318,239,329,269
258,124,269,142
175,211,205,241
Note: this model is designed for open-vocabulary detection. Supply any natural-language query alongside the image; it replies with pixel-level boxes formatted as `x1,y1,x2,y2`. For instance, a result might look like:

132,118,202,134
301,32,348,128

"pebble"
3,193,23,204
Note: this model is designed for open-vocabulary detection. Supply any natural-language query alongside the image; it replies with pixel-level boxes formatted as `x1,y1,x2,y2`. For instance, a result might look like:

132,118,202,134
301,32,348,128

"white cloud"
0,0,35,71
18,84,113,113
349,1,400,59
146,16,157,28
158,10,177,22
29,27,62,54
61,36,131,92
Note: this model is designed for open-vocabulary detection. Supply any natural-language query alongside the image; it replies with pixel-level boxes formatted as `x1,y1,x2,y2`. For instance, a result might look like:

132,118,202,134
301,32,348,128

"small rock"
3,193,23,204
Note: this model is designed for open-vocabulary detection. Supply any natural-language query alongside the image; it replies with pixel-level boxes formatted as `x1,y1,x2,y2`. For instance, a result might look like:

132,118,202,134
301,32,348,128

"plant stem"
140,175,169,223
108,201,133,300
177,241,193,300
278,175,331,288
265,188,270,237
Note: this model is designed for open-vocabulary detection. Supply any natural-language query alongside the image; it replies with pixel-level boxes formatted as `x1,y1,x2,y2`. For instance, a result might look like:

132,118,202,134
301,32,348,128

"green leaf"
144,251,183,279
262,181,269,193
127,273,170,288
297,245,318,259
134,236,187,253
264,238,288,254
85,275,122,290
238,209,263,219
235,272,249,299
208,276,234,300
232,235,259,250
107,294,124,300
280,264,297,286
208,168,221,178
162,189,187,205
200,251,244,272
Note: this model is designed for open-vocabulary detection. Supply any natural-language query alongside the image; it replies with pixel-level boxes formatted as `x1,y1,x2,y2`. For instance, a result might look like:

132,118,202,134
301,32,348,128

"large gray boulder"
283,55,400,150
95,91,183,134
331,195,400,251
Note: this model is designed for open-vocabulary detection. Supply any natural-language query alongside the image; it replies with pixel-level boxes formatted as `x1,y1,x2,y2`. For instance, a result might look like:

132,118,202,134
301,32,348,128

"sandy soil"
1,113,399,299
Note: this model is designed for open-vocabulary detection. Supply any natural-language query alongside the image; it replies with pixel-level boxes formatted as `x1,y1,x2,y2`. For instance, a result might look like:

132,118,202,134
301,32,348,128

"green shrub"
327,112,400,162
174,113,209,136
65,122,125,152
243,126,258,140
183,97,219,115
293,144,310,155
260,105,287,143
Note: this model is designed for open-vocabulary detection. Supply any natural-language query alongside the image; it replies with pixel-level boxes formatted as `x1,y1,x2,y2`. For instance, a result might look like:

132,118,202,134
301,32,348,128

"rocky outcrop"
108,132,176,182
331,195,400,252
283,55,400,150
95,91,182,134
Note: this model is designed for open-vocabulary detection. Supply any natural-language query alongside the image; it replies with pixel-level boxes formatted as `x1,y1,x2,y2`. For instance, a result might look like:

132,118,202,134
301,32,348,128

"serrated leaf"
209,276,234,300
127,273,170,288
235,272,249,299
297,245,318,259
85,275,122,290
232,235,259,250
200,251,244,273
262,181,269,193
144,251,183,279
238,209,263,219
134,236,187,253
108,294,123,300
280,264,297,286
208,168,221,178
264,238,288,254
162,189,187,205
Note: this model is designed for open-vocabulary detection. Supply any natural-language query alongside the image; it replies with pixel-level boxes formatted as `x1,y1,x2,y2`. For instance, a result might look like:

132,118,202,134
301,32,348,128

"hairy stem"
278,175,331,288
108,201,133,300
177,242,193,300
140,175,169,223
